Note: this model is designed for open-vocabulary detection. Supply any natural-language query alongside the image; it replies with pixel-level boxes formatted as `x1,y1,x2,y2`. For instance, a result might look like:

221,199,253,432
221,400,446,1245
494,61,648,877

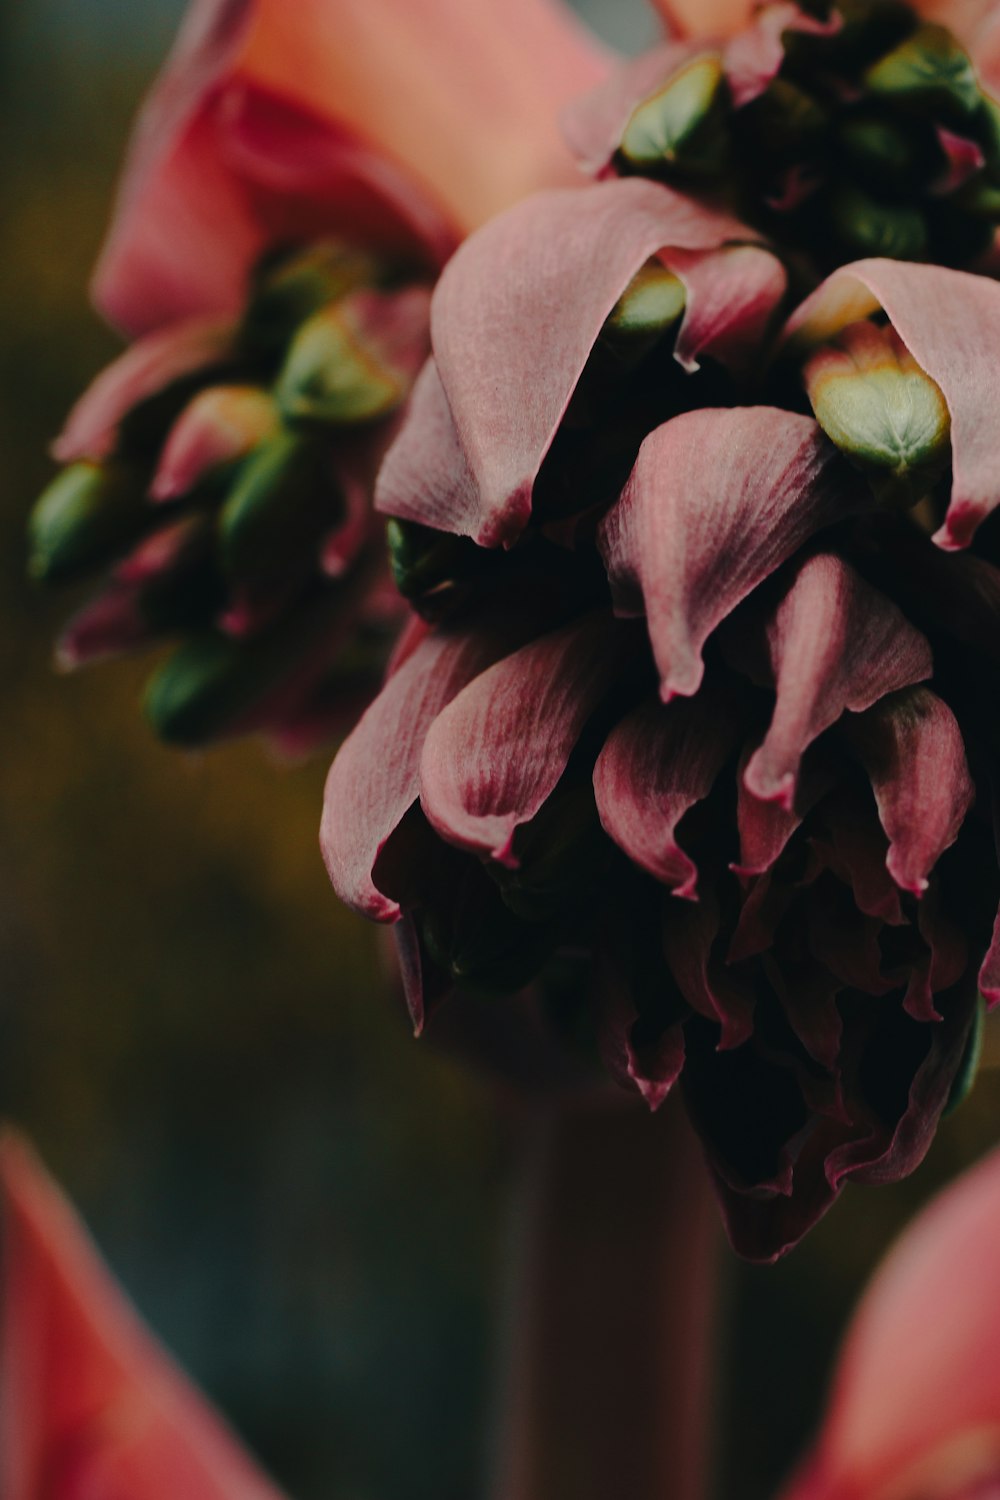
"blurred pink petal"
94,0,610,334
0,1132,286,1500
419,613,635,866
780,1144,1000,1500
53,320,233,463
740,555,932,810
785,259,1000,550
598,408,854,700
648,0,753,38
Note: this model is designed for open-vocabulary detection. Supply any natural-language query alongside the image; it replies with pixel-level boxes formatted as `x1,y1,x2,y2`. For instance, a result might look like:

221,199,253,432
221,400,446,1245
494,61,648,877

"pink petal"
94,0,609,334
387,179,756,546
0,1132,286,1500
53,320,233,463
845,687,975,897
648,0,753,37
807,788,905,926
723,4,840,108
733,746,836,876
980,908,1000,1007
597,960,686,1111
784,259,1000,550
418,612,637,866
320,618,534,920
667,244,788,376
598,408,854,700
593,687,738,898
782,1143,1000,1500
740,554,932,810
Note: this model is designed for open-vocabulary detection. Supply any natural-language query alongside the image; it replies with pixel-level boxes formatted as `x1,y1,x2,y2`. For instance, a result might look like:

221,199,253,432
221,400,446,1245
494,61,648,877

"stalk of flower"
27,0,608,750
321,0,1000,1257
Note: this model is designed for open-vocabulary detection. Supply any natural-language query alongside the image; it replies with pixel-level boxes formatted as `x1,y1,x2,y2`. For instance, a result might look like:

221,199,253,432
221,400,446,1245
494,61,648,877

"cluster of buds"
30,242,430,750
322,0,1000,1258
568,0,1000,271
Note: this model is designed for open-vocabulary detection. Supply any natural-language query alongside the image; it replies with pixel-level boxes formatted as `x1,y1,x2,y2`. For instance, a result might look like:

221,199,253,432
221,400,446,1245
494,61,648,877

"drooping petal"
844,686,975,896
0,1133,286,1500
739,554,932,809
94,0,609,333
321,616,536,920
723,4,840,108
53,321,234,463
593,687,739,898
419,613,637,866
374,359,480,537
664,891,756,1048
599,408,856,700
396,180,756,546
784,259,1000,549
667,244,788,375
780,1142,1000,1500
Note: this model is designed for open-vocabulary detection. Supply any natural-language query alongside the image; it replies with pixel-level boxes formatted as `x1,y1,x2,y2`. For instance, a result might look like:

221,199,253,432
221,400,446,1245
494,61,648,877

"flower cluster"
28,0,605,749
322,0,1000,1258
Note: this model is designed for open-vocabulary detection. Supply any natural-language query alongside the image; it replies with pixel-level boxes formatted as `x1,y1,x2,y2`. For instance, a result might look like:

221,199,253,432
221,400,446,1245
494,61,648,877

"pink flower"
0,1131,287,1500
29,0,608,750
779,1142,1000,1500
320,1,1000,1257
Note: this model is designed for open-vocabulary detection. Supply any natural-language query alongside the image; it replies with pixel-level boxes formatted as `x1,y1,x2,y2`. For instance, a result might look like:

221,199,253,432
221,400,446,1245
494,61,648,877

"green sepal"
274,300,406,426
803,320,951,507
837,111,929,189
218,429,340,583
944,993,985,1117
28,462,148,583
619,53,730,177
864,23,982,124
828,182,928,260
239,241,378,368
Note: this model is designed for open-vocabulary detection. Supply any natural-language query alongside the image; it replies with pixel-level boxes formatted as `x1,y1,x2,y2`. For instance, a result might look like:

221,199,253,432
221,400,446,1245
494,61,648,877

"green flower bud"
828,182,928,260
218,429,339,583
274,297,407,426
239,241,378,366
803,320,951,506
864,24,981,123
28,462,147,583
620,53,729,177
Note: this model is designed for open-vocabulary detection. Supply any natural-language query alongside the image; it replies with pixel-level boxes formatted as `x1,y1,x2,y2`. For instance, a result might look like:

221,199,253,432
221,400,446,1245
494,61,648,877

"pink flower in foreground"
29,0,607,751
780,1142,1000,1500
0,1132,286,1500
321,1,1000,1259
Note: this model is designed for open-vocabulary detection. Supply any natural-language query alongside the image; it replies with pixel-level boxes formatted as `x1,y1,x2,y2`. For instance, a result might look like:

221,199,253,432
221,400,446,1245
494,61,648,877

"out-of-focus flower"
0,1131,287,1500
29,0,608,750
779,1142,1000,1500
320,0,1000,1258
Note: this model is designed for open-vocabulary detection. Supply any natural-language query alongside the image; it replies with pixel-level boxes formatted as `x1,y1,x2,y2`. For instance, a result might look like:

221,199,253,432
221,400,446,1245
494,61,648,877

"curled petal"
413,180,755,546
593,687,739,897
845,687,975,896
374,359,479,536
321,619,535,920
667,244,788,375
784,259,1000,549
599,408,856,700
561,41,707,177
0,1132,286,1500
419,612,636,866
664,891,756,1049
53,321,233,463
740,554,932,809
723,4,840,108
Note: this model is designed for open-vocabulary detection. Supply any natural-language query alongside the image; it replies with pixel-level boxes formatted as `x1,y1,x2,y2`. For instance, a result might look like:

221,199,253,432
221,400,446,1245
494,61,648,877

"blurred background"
3,4,1000,1498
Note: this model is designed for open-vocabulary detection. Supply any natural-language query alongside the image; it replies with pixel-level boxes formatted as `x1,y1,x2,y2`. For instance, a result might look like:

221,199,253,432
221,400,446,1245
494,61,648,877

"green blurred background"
2,5,1000,1499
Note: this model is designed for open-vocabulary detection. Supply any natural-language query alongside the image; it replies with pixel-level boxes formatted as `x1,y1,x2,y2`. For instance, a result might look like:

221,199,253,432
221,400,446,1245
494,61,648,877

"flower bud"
274,296,408,426
828,183,929,260
238,241,379,364
803,320,951,506
217,429,338,591
865,24,981,124
619,53,729,177
28,462,146,583
150,385,279,502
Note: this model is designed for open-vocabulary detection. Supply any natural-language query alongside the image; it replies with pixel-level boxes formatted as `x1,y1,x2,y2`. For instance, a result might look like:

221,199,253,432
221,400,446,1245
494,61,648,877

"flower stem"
489,1092,719,1500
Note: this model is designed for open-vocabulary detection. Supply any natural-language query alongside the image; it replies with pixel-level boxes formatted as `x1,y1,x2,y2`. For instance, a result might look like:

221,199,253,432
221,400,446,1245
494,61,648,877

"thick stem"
490,1092,719,1500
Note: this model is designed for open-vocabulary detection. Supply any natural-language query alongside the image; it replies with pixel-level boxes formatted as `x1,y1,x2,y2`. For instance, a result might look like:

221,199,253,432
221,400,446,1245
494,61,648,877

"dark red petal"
599,408,855,700
844,687,975,896
593,686,739,898
740,554,932,809
419,612,637,865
